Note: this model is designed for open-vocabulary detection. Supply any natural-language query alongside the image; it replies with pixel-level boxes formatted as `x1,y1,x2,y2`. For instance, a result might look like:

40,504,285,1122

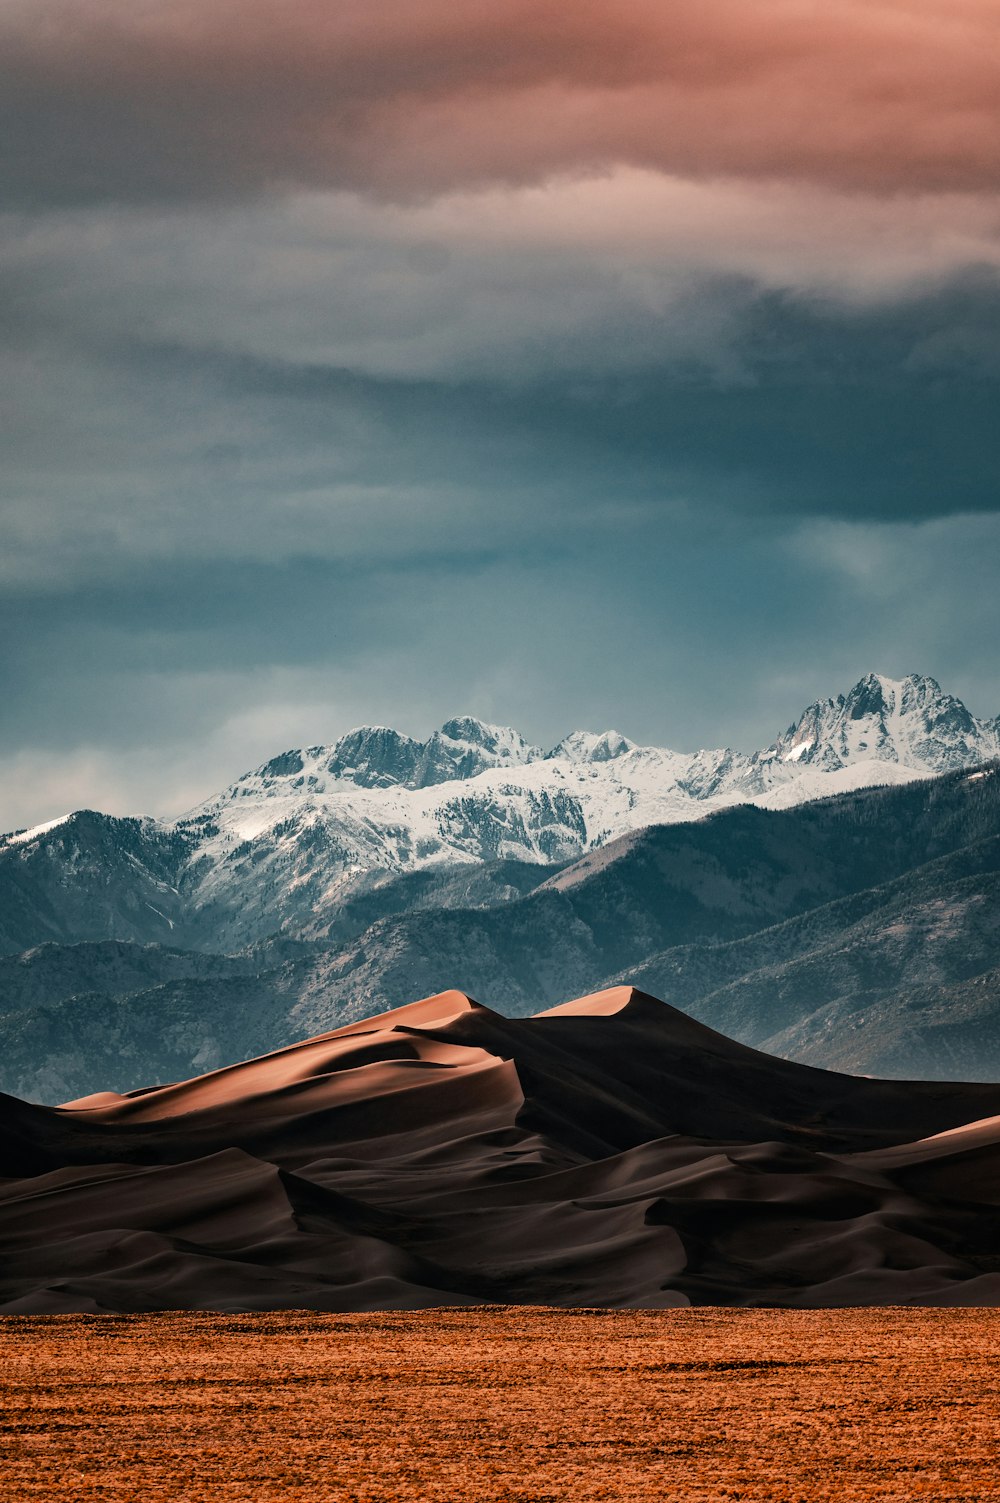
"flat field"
2,1309,999,1502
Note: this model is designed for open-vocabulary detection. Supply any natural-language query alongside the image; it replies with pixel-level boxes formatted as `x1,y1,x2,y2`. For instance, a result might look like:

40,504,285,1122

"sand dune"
4,986,1000,1312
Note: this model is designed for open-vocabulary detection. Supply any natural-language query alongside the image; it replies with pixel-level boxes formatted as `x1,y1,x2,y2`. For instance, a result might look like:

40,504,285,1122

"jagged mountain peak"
438,715,532,752
236,716,543,798
325,726,423,789
389,719,534,790
842,671,955,718
751,670,998,783
843,670,900,716
547,730,636,764
422,718,541,785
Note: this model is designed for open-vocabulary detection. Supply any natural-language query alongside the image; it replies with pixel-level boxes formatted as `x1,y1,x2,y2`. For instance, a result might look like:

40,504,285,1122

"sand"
3,1308,1000,1502
6,988,1000,1310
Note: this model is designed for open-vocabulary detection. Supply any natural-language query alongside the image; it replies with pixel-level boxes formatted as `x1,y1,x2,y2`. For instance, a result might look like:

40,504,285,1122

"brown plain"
3,1308,1000,1503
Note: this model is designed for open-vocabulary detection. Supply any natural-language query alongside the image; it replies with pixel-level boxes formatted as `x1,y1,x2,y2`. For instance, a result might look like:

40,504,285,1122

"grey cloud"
4,198,999,593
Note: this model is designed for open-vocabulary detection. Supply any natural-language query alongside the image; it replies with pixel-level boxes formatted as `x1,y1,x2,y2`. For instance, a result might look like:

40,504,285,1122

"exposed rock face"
323,728,423,789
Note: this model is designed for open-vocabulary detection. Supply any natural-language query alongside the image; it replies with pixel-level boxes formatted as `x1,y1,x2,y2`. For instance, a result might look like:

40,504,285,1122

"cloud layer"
2,0,999,204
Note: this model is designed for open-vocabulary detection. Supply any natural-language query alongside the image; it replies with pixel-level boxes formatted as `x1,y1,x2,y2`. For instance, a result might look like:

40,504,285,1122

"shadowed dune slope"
4,987,1000,1312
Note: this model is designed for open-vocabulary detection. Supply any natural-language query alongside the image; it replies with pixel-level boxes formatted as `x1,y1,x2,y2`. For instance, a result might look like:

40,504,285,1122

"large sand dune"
4,987,1000,1312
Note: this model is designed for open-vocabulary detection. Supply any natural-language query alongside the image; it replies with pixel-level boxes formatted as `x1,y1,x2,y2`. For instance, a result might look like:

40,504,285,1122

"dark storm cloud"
74,268,1000,526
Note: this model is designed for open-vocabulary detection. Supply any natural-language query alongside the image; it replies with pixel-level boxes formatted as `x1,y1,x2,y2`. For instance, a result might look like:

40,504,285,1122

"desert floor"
2,1308,999,1502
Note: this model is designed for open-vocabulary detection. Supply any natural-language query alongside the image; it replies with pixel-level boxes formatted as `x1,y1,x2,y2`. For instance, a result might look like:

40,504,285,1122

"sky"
2,0,1000,830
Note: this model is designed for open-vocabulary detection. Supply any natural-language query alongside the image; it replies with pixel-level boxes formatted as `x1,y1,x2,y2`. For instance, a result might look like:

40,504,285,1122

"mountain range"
1,670,999,1102
3,671,998,957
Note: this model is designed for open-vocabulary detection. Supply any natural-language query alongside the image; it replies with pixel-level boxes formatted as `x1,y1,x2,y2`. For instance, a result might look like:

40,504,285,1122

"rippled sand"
4,1308,1000,1501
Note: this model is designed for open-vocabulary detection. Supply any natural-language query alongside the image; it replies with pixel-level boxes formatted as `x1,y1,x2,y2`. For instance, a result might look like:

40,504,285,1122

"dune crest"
321,988,486,1038
534,985,644,1018
5,987,1000,1312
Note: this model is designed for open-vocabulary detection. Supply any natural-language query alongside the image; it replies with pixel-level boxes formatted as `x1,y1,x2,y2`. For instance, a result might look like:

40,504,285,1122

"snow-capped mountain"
183,670,999,872
2,672,998,951
742,672,1000,797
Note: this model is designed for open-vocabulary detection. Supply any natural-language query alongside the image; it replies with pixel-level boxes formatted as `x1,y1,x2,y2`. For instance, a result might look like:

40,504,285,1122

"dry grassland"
2,1308,999,1502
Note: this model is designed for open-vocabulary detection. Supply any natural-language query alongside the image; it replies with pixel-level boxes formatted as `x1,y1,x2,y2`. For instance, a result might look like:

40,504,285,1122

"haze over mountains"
1,670,999,1101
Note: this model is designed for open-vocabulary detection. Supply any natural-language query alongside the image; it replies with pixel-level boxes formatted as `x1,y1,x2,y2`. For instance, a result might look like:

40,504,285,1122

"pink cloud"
2,1,999,202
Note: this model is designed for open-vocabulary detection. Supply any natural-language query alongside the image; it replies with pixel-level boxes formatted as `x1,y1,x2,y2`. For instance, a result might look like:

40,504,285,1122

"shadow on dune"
4,987,1000,1312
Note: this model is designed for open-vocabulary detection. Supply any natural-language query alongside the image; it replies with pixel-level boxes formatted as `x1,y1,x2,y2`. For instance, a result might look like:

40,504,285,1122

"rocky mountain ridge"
1,671,998,956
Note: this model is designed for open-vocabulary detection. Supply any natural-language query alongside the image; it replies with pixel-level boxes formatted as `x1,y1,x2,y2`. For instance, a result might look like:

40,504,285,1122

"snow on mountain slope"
175,738,707,940
3,814,73,848
158,672,998,937
2,672,998,948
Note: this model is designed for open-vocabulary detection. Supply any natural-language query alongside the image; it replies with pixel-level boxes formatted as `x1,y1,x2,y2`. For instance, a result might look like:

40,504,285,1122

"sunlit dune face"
2,0,999,201
535,985,639,1017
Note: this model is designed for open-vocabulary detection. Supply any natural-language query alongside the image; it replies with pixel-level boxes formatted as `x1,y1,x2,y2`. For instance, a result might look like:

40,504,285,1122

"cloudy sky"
2,0,1000,829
